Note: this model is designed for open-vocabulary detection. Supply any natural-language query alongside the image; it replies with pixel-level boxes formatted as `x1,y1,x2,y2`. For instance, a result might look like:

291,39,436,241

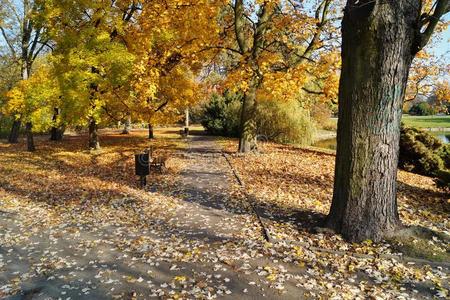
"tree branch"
234,0,248,53
0,26,17,58
414,0,449,53
199,45,242,55
302,87,325,95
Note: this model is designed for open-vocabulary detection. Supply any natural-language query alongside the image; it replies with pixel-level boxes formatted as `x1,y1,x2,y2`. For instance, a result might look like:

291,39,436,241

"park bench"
148,147,167,173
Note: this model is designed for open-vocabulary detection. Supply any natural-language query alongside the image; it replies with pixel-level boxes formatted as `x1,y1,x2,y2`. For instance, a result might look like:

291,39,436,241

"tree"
0,0,51,146
125,0,223,136
435,80,450,113
207,0,339,152
47,0,138,149
326,0,449,242
405,51,442,103
409,102,435,116
0,52,21,138
3,62,58,151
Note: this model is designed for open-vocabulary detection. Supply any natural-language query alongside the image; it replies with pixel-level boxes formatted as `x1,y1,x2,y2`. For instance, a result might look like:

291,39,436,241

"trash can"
135,153,150,176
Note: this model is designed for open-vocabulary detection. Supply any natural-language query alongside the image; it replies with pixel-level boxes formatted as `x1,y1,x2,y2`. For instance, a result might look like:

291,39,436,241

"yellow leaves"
239,81,250,93
3,62,58,130
416,50,430,59
435,80,450,106
4,87,26,114
173,275,187,282
294,245,304,257
266,273,277,282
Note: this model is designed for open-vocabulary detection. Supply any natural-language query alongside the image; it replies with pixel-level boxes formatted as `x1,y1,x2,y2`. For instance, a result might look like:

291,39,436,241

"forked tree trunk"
148,123,154,139
25,122,35,152
326,0,420,242
88,118,100,150
122,115,131,134
238,86,258,153
8,120,21,143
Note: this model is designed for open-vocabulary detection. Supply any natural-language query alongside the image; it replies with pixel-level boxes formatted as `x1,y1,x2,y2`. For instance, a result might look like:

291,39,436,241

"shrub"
200,92,241,137
200,93,316,145
439,144,450,169
435,169,450,191
409,102,435,116
255,100,315,146
399,126,444,175
0,114,19,139
311,102,332,128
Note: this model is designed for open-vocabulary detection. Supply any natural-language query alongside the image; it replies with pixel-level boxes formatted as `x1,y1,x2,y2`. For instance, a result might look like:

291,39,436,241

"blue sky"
429,13,449,63
431,27,449,61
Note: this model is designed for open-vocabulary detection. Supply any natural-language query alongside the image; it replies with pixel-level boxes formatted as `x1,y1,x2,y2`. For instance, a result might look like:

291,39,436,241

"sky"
430,15,450,63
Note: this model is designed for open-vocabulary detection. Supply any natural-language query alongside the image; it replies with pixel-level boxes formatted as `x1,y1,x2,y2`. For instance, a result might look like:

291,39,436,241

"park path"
167,135,252,241
0,135,306,300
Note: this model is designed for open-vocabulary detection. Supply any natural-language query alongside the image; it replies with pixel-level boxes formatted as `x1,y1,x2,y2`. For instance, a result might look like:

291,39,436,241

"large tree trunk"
238,86,258,153
88,118,100,150
8,120,21,143
148,123,154,139
326,0,420,242
25,122,35,152
122,115,131,134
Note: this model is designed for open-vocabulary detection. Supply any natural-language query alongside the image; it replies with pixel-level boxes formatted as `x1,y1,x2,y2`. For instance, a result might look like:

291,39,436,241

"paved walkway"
0,136,306,300
168,136,251,242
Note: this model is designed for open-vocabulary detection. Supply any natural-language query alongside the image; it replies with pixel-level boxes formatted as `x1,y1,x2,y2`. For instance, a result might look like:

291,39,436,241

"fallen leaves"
222,139,450,298
0,132,449,299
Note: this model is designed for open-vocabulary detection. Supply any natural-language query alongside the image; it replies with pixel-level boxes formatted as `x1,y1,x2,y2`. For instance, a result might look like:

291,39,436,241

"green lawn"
402,115,450,129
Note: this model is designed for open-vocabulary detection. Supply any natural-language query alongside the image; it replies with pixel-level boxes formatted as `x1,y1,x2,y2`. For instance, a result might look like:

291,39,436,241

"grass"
402,115,450,129
388,226,450,262
324,115,450,131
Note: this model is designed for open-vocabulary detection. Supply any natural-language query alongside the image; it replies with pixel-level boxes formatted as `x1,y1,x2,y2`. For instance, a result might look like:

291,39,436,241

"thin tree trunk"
326,0,420,242
184,108,189,135
50,126,65,141
50,108,65,141
8,120,21,143
122,115,131,134
148,123,154,139
238,85,258,153
88,118,100,150
25,122,35,152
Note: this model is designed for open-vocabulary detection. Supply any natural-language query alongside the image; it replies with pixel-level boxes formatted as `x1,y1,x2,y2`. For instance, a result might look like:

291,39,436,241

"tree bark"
50,126,65,141
148,123,154,139
25,122,35,152
238,85,258,153
88,118,100,150
8,120,21,143
50,108,65,141
122,115,131,134
326,0,420,242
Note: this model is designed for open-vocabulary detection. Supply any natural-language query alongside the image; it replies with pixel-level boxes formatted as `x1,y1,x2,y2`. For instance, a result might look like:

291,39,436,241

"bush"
200,93,316,145
311,102,332,128
399,126,444,175
409,102,435,116
200,92,241,137
435,169,450,191
0,114,15,139
255,100,315,146
400,125,450,192
439,144,450,169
